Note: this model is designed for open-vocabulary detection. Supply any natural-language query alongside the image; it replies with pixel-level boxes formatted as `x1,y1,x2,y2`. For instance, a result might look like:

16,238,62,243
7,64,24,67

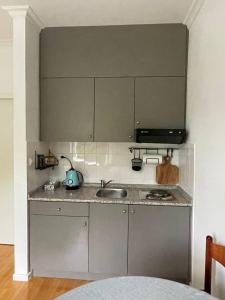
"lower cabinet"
30,203,89,276
30,201,190,282
128,205,190,283
89,204,128,275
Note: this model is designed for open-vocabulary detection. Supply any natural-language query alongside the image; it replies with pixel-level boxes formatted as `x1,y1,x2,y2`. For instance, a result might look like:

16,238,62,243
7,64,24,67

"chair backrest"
204,235,225,294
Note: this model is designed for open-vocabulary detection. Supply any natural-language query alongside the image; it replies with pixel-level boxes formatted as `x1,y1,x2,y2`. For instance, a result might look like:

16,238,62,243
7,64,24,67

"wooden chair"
204,235,225,294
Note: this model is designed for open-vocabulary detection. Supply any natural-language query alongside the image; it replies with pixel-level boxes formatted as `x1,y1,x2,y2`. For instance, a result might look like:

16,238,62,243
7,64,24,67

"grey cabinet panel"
41,78,94,141
30,201,89,216
128,206,190,282
135,77,186,129
95,78,134,142
89,204,128,275
30,215,88,273
41,24,187,77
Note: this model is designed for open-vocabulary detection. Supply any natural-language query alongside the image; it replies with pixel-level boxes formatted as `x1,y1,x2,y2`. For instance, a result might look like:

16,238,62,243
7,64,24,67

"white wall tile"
179,143,195,197
83,153,97,183
84,142,97,154
73,142,85,154
49,142,73,154
96,143,109,154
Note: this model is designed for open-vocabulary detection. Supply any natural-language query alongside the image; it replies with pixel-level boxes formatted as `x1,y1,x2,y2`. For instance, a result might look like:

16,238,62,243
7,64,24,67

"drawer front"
30,201,89,217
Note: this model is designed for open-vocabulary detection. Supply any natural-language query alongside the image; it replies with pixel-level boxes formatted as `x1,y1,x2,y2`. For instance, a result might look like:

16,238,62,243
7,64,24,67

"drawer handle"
57,208,62,212
122,209,127,214
130,209,135,214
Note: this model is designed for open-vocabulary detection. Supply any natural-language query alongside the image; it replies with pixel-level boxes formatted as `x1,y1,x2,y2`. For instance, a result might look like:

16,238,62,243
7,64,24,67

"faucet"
100,179,113,188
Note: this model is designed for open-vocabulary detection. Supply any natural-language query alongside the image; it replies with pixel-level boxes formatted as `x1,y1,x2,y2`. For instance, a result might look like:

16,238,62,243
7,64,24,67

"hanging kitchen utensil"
156,150,179,184
131,149,142,171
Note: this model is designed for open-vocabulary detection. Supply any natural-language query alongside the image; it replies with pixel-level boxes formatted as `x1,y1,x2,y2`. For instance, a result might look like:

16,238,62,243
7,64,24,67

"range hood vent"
136,129,186,144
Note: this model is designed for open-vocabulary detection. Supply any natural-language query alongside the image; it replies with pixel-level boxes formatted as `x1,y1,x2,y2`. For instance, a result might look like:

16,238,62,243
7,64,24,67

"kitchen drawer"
30,201,89,217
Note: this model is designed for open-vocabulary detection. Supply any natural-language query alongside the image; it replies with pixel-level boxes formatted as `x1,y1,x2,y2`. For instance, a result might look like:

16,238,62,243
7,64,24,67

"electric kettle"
61,155,83,190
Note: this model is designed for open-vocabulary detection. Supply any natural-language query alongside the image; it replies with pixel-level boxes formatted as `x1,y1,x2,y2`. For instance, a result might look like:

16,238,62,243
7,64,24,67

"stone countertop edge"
28,184,192,207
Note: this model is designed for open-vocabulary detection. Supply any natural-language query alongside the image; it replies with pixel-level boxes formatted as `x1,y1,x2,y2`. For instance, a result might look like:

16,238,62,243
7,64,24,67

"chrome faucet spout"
100,179,113,188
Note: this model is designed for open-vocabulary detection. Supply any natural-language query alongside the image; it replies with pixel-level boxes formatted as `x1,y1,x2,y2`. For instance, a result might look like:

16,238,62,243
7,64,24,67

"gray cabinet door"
30,215,88,274
128,206,190,283
41,24,187,77
41,78,94,141
95,78,134,142
135,77,186,129
89,204,128,275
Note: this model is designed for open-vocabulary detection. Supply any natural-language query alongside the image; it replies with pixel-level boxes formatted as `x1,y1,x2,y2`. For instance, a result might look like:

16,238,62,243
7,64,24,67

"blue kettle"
61,156,83,190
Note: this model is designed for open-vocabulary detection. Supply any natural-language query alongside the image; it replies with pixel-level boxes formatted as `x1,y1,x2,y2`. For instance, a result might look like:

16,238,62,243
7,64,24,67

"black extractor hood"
136,129,186,144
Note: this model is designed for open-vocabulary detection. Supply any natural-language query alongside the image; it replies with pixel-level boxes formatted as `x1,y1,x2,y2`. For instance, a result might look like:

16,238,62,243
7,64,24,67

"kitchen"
0,0,225,299
26,22,192,282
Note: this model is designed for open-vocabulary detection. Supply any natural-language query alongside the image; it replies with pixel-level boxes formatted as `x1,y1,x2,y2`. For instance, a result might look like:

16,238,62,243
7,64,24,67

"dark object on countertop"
136,129,186,144
61,155,83,190
204,235,225,294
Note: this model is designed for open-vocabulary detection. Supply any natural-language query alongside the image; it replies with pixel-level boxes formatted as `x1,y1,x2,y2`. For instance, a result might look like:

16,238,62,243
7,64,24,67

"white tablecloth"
55,277,218,300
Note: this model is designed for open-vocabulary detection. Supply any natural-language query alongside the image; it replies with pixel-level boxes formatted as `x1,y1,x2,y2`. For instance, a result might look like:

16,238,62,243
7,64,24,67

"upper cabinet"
41,78,94,142
95,78,134,142
135,77,186,129
40,24,188,142
40,24,188,78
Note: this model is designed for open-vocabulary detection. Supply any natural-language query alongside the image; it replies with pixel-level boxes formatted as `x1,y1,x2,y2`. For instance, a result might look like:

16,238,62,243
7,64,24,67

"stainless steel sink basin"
96,188,127,199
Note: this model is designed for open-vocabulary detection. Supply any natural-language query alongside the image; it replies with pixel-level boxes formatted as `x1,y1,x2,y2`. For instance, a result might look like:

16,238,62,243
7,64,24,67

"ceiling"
0,0,193,39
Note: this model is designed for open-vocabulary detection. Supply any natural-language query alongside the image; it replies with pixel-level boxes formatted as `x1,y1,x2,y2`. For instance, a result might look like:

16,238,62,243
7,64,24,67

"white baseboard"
13,270,33,281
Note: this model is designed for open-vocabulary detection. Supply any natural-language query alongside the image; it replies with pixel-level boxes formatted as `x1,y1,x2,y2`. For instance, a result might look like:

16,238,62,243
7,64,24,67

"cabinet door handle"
57,208,62,212
136,121,140,125
84,221,88,227
88,134,93,139
129,136,133,139
130,209,135,214
122,209,127,214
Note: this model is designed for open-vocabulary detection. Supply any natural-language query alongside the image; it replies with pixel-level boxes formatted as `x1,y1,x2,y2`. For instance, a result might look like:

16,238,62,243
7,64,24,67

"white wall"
0,39,14,244
0,99,14,244
0,40,13,98
186,1,225,298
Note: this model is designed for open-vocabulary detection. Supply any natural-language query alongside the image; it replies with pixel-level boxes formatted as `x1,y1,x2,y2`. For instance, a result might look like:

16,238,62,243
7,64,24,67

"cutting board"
156,156,179,184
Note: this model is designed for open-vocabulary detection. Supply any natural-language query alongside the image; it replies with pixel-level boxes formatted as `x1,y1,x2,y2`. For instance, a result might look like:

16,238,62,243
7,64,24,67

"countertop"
28,184,192,207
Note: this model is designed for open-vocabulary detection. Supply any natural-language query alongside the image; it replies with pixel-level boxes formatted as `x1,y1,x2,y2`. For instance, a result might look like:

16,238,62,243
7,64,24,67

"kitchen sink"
96,188,127,199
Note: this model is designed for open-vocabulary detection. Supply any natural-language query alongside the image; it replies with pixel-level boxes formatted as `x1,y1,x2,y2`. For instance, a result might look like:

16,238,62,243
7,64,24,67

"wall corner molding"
183,0,205,28
2,5,44,30
13,271,33,281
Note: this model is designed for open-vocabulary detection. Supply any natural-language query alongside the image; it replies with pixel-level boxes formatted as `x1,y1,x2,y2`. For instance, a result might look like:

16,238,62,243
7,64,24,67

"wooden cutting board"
156,156,179,184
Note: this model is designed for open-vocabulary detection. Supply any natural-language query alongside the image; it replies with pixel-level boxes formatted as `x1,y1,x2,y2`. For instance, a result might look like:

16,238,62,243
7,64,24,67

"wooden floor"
0,245,89,300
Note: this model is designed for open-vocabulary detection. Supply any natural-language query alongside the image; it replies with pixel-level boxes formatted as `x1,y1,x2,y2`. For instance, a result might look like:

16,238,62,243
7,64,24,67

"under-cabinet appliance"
136,129,186,144
61,156,83,190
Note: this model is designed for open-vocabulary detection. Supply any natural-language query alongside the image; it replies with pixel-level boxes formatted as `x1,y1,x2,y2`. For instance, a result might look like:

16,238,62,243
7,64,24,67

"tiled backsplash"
179,143,195,197
48,142,179,185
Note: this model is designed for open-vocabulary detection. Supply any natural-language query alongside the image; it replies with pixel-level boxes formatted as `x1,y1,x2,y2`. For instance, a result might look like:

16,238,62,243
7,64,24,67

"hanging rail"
129,147,179,153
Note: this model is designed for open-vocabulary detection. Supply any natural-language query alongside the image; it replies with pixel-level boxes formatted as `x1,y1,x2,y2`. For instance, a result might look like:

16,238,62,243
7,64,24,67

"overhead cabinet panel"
40,24,187,77
41,78,94,141
94,78,134,142
135,77,186,129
